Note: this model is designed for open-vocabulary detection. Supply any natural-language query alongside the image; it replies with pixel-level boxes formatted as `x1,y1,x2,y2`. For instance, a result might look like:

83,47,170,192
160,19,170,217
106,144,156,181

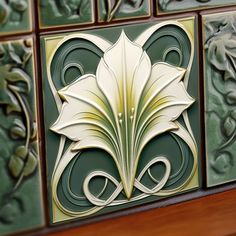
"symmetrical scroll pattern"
204,13,236,186
47,21,198,221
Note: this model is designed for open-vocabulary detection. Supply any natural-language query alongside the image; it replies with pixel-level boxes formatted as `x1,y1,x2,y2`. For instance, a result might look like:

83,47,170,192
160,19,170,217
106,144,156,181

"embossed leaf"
0,80,19,112
0,200,21,224
51,32,194,198
8,155,24,178
208,34,236,80
8,43,22,64
226,91,236,105
0,64,31,113
211,152,233,174
223,116,236,137
10,118,26,139
15,146,28,160
22,150,38,177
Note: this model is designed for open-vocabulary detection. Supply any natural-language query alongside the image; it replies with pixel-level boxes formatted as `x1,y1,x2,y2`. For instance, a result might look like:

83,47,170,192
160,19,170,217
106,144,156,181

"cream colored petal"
137,63,193,127
59,74,111,119
131,51,151,109
142,62,186,107
135,62,194,161
96,31,151,116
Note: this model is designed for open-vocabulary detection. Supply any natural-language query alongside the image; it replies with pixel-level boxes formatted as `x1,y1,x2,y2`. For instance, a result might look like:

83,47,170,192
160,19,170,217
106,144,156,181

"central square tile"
41,16,200,224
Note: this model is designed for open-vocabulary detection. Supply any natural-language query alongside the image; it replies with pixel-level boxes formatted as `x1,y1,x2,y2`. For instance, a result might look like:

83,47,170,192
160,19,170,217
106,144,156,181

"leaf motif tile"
203,11,236,187
38,0,94,29
97,0,150,22
0,38,44,235
157,0,236,14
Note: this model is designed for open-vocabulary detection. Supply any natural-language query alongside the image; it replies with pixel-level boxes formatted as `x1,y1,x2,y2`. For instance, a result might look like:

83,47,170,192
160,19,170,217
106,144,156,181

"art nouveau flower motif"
51,31,194,198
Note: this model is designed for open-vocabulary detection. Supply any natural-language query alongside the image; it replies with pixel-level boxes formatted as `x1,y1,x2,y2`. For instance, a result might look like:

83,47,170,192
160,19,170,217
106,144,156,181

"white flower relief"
50,31,195,199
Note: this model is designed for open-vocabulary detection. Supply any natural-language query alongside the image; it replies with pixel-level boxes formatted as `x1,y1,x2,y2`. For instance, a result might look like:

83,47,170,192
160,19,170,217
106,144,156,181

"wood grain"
48,189,236,236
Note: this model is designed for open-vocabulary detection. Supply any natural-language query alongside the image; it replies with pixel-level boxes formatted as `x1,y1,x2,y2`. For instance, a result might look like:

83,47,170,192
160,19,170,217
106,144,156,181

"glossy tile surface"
0,38,44,235
97,0,150,22
0,0,32,35
203,11,236,187
38,0,94,29
157,0,236,14
41,16,200,224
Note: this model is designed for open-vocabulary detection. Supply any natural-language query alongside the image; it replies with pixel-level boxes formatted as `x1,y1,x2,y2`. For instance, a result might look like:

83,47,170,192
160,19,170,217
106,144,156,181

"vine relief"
44,19,199,223
39,0,94,27
0,39,43,235
0,0,28,26
98,0,150,22
158,0,236,12
159,0,210,10
204,12,236,186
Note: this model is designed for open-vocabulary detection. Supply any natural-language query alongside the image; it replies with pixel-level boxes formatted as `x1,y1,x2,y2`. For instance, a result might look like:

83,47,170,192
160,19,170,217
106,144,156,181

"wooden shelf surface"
48,189,236,236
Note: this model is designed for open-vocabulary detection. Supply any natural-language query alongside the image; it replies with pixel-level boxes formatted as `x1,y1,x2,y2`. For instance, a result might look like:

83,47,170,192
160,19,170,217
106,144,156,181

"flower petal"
51,74,117,145
96,31,151,116
135,62,194,160
138,62,194,124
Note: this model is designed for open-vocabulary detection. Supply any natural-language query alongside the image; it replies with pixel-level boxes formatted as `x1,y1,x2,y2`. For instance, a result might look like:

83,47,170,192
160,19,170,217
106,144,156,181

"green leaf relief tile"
39,0,94,29
203,12,236,187
157,0,236,14
0,38,44,235
41,17,200,224
98,0,150,22
0,0,32,35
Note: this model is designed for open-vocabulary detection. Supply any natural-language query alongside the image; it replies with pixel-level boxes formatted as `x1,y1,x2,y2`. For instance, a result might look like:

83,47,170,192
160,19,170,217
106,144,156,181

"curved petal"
135,63,194,155
96,31,151,118
51,74,116,131
137,62,193,126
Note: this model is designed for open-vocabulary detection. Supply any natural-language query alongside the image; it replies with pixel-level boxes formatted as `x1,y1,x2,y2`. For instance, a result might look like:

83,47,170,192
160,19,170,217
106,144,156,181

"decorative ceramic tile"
157,0,236,14
38,0,94,29
203,11,236,187
0,38,44,235
41,16,200,224
97,0,150,22
0,0,32,36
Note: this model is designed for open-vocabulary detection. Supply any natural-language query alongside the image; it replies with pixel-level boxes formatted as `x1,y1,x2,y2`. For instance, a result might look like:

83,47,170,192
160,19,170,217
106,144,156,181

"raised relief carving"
44,20,198,222
159,0,210,10
98,0,150,22
39,0,94,27
204,13,236,186
158,0,235,12
0,0,28,26
0,39,43,235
